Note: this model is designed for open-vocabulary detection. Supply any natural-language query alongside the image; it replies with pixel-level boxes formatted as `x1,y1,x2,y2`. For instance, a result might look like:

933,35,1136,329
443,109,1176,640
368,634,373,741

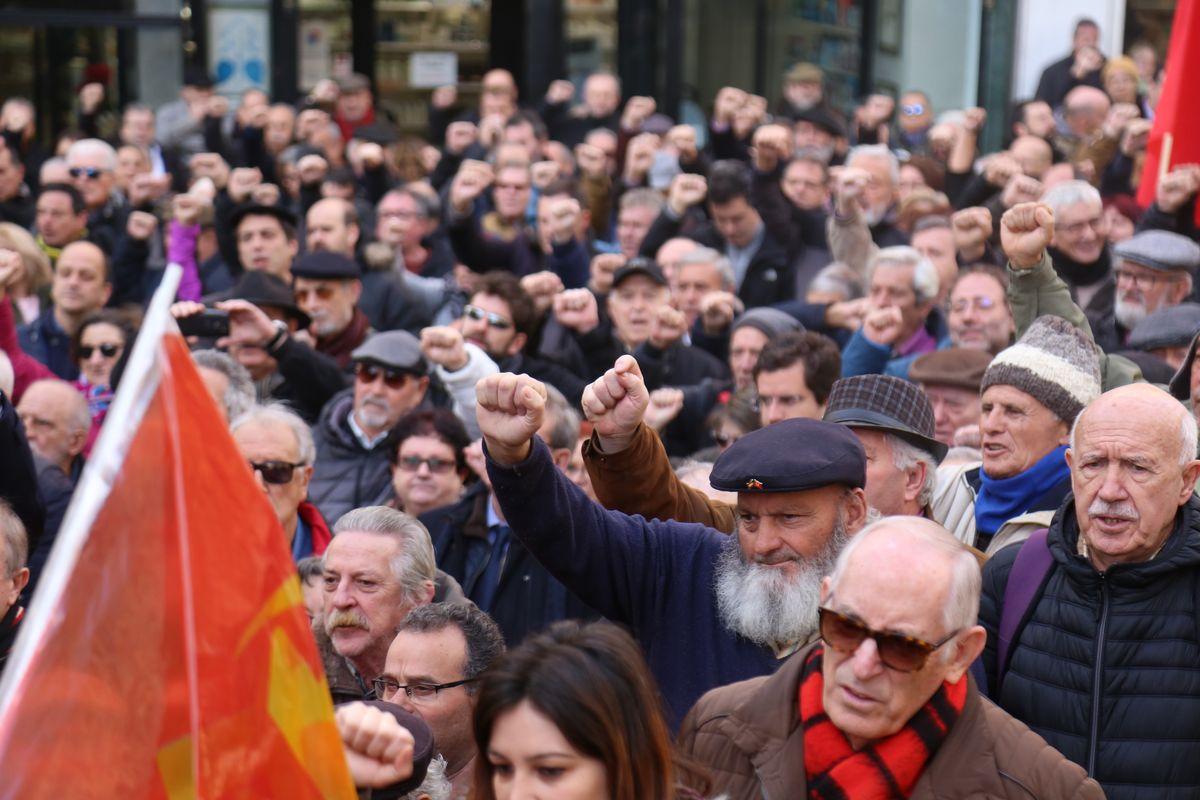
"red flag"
1137,0,1200,225
0,268,356,799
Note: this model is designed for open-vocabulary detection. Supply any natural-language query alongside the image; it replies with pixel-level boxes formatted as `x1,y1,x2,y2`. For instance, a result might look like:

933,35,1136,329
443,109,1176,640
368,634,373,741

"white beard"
714,517,850,647
1114,296,1148,330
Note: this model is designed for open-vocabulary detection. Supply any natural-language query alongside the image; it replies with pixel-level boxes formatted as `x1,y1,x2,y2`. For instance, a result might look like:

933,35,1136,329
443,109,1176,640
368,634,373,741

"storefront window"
566,0,617,82
765,0,863,114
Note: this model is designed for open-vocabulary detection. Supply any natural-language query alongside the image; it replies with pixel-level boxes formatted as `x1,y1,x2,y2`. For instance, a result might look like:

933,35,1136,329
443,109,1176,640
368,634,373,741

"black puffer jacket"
309,390,394,525
979,494,1200,800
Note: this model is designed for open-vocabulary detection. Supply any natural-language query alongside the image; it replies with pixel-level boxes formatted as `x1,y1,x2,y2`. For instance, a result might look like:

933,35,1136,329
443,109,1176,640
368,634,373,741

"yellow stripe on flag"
156,735,197,800
237,575,304,655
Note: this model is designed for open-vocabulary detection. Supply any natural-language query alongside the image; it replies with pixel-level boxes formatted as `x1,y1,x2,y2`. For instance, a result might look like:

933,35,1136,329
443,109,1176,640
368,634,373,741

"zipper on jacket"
1087,574,1109,775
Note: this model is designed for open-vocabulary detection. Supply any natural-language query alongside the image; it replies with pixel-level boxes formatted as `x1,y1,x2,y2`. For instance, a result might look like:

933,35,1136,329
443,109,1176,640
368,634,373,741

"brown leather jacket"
582,422,736,533
678,643,1105,800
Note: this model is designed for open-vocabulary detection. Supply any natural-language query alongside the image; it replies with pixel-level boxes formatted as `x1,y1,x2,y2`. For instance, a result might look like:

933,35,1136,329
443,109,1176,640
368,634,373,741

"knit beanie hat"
731,307,803,339
980,315,1102,424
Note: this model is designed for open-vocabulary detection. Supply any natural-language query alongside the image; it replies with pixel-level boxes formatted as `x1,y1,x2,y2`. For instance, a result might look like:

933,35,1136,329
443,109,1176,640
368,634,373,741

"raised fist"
623,133,660,182
475,372,548,464
189,153,230,188
699,290,743,335
545,79,575,106
449,160,494,214
1000,174,1043,209
0,248,24,296
861,306,906,347
545,197,582,245
1103,103,1141,140
126,210,158,241
227,167,263,203
520,270,565,314
421,325,470,372
833,167,870,217
982,153,1021,188
621,96,656,131
668,173,708,216
648,305,688,350
733,95,767,139
1072,46,1103,78
173,193,208,226
713,87,748,126
588,253,624,295
1000,202,1055,270
665,125,697,163
552,288,600,334
357,142,385,170
751,124,793,173
531,160,561,190
251,183,281,207
431,84,458,110
335,702,415,790
951,206,993,260
574,142,609,179
580,355,649,452
445,120,478,155
206,95,230,119
962,107,987,134
644,387,685,433
1156,164,1200,214
297,154,329,186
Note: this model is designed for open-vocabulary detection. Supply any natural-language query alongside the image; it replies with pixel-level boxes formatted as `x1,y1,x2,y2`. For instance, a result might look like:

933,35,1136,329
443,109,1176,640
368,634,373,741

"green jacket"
1006,251,1142,391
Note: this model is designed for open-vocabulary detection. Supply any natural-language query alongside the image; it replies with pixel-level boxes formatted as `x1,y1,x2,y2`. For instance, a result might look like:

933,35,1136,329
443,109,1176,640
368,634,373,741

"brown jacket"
582,422,737,533
678,644,1105,800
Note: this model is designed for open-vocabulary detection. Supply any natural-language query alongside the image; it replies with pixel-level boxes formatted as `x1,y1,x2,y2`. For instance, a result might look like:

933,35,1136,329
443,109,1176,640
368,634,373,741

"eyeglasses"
1057,216,1105,237
294,284,338,302
68,167,107,180
249,460,305,485
949,296,998,314
355,362,415,389
1115,268,1179,289
372,676,477,702
397,455,457,474
818,606,960,673
900,103,925,116
79,343,122,359
462,304,513,330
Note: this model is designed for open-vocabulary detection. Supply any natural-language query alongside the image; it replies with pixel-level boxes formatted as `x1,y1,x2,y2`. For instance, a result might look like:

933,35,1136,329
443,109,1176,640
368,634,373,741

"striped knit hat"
980,315,1101,424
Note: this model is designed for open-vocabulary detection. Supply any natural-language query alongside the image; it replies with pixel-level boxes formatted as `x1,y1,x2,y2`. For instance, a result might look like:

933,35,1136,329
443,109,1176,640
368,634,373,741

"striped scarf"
799,646,966,799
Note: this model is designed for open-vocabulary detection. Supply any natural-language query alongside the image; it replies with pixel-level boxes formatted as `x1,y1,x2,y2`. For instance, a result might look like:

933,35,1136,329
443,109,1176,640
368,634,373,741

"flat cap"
1128,303,1200,351
291,251,362,280
710,418,865,493
351,330,427,374
786,62,824,84
1113,230,1200,273
795,106,847,139
612,257,667,288
908,347,993,392
823,374,947,462
732,307,803,340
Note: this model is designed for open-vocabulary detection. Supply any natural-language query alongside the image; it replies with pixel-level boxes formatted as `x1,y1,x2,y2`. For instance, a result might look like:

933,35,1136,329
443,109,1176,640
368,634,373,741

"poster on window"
209,8,270,95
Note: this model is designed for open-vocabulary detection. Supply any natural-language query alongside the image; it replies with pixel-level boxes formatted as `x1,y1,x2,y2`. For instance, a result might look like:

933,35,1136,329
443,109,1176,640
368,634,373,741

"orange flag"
0,267,356,799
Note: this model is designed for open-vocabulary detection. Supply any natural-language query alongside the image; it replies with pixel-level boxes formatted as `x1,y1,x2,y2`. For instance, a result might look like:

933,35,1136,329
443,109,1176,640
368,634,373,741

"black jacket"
421,483,597,647
1035,52,1104,109
980,494,1200,799
309,389,395,526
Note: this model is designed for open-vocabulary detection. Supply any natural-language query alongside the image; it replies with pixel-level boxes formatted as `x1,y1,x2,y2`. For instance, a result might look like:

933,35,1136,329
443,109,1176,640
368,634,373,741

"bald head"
1010,135,1053,179
306,197,359,256
1073,383,1195,466
1064,86,1110,136
17,379,91,473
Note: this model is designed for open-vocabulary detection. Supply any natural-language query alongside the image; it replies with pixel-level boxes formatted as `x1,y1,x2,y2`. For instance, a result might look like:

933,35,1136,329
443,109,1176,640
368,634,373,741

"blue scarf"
975,445,1070,537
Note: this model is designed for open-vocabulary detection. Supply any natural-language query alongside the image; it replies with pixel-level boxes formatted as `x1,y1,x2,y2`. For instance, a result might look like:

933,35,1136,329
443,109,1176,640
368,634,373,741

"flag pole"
1159,132,1175,184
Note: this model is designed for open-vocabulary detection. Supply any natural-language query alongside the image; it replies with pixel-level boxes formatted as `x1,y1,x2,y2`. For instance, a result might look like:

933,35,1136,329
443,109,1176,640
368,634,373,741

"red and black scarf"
799,645,966,799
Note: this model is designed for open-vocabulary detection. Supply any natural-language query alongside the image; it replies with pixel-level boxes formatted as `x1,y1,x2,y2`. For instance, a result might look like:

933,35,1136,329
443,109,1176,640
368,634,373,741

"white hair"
1040,179,1101,217
869,245,940,304
66,138,118,171
827,516,981,632
193,349,256,422
887,434,937,509
230,402,316,465
678,246,736,290
402,755,452,800
332,506,437,605
847,144,900,185
1069,399,1199,467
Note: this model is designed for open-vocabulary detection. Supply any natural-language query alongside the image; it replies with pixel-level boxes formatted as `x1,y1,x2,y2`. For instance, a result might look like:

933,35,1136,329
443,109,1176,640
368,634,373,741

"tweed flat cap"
710,418,865,493
1114,230,1200,273
1128,303,1200,352
908,348,993,393
352,330,427,374
981,315,1101,424
823,374,947,462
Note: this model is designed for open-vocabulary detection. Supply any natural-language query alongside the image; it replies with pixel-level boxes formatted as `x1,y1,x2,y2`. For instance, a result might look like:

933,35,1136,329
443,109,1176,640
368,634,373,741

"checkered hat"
822,374,947,462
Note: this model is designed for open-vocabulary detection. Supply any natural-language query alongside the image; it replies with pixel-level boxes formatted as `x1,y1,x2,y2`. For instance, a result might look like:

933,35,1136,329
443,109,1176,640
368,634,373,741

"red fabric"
0,298,53,404
335,106,375,143
298,500,332,555
1136,0,1200,226
799,646,967,799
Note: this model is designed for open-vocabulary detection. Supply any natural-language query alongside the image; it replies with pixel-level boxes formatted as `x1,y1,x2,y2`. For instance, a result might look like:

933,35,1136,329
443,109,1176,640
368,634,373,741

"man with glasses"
231,404,330,562
946,266,1015,355
378,603,505,800
309,330,432,525
65,138,126,256
1040,180,1113,318
679,516,1101,799
290,251,369,370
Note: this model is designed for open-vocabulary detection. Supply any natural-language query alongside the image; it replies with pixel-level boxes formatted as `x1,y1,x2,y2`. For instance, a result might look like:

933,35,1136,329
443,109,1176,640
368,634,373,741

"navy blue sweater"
486,437,780,727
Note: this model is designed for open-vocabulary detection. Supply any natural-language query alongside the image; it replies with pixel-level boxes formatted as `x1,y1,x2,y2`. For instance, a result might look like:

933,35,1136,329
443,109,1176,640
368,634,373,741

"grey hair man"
318,506,439,702
1040,180,1110,313
380,603,506,800
847,246,939,378
673,246,736,327
193,349,255,423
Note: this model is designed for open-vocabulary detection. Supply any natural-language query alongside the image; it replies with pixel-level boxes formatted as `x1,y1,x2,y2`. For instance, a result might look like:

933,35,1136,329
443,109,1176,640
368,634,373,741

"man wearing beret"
908,347,993,446
1092,229,1200,353
291,250,370,370
475,369,869,727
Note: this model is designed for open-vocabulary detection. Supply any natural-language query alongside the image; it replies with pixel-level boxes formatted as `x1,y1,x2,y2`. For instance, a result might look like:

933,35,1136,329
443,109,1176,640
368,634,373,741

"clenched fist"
336,702,415,789
648,305,688,350
449,160,493,214
520,270,565,314
668,173,708,216
1000,202,1055,270
644,387,685,433
476,372,548,465
421,325,469,371
126,210,158,241
1157,164,1200,214
951,207,993,261
581,355,649,453
553,288,600,334
861,306,905,347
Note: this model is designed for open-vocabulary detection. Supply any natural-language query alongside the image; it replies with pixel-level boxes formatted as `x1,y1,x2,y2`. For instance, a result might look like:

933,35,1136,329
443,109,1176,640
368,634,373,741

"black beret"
710,418,866,493
291,251,362,280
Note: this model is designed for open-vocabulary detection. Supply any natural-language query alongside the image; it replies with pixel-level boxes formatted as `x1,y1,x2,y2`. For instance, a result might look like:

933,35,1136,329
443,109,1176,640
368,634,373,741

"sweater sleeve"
840,329,892,377
434,343,498,439
167,220,203,302
583,423,737,533
486,436,718,625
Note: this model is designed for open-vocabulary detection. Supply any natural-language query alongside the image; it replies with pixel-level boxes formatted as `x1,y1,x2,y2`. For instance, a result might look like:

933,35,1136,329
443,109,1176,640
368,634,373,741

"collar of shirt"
347,410,390,450
725,222,766,288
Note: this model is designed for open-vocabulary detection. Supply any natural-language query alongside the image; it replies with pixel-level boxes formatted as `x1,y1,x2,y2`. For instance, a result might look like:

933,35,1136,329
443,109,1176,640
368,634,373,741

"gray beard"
1114,296,1147,330
714,516,850,647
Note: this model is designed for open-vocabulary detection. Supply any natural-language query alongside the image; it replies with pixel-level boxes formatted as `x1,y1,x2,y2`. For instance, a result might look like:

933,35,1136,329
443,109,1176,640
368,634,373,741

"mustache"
1088,498,1139,522
324,609,369,635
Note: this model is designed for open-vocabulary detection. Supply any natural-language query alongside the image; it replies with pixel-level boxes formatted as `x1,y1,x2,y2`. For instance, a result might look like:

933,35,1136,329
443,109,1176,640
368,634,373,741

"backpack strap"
996,527,1055,692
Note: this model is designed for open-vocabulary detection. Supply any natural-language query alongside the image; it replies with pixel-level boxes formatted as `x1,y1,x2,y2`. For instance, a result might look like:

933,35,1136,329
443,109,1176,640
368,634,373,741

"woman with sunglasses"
472,620,710,800
70,310,132,454
386,408,473,518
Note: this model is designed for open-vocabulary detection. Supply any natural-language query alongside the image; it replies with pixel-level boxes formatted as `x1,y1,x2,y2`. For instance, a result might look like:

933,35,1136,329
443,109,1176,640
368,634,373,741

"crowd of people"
0,13,1198,798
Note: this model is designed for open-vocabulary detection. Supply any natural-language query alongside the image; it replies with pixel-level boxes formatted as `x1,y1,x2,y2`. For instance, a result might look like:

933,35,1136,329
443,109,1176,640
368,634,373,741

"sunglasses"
462,304,513,330
818,606,960,672
397,455,456,474
355,362,415,389
249,460,304,485
68,166,107,180
79,343,121,359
